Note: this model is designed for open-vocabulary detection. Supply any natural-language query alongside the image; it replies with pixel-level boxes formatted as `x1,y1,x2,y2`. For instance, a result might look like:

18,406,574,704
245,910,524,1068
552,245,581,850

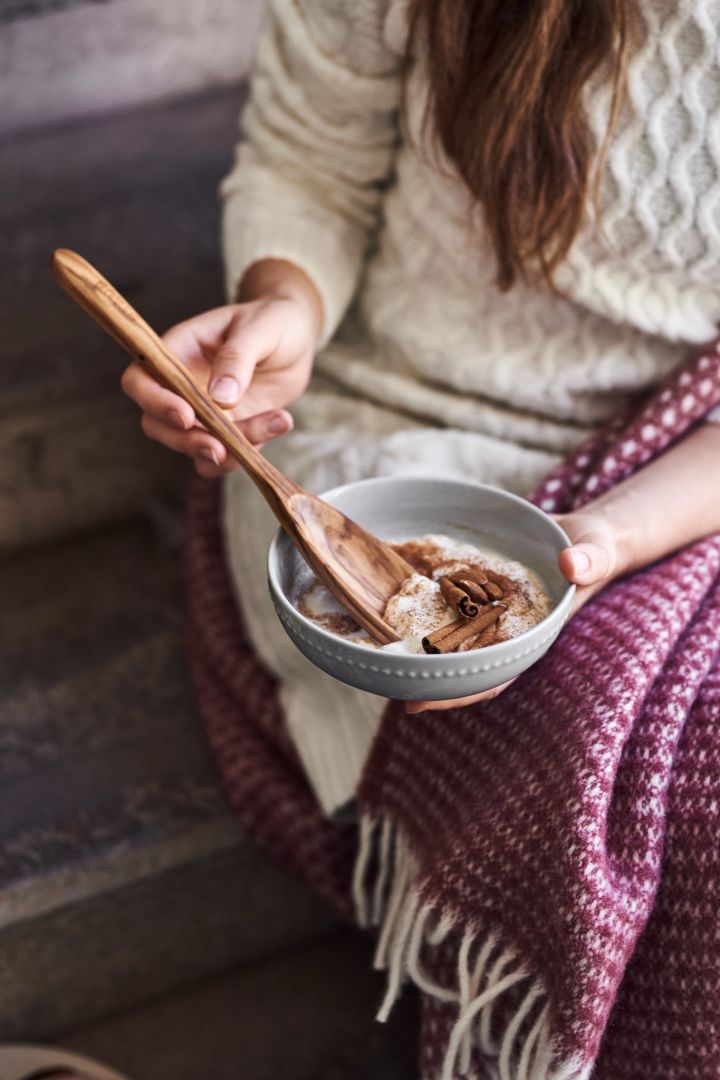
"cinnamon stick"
484,580,505,601
439,575,479,619
422,604,506,654
452,567,507,601
448,574,490,605
484,568,515,594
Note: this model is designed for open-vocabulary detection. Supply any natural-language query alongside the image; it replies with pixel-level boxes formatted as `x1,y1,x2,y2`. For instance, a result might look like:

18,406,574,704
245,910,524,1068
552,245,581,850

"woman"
122,0,720,816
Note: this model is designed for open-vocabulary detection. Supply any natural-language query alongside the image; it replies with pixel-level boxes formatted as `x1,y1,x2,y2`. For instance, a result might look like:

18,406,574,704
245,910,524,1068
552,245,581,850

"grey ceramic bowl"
268,477,574,701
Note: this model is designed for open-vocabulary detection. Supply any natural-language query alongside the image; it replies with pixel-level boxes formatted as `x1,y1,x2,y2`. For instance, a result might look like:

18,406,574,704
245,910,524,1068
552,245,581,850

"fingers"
141,413,227,465
123,302,279,419
121,363,195,430
404,679,515,714
140,408,294,472
162,304,239,360
207,308,280,409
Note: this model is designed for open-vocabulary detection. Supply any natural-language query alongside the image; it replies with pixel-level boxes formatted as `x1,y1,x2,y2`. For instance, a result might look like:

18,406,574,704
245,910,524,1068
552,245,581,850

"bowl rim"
267,475,575,663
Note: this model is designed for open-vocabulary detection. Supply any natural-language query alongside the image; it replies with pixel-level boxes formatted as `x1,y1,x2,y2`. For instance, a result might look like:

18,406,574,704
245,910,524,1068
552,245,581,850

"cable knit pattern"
560,0,720,341
223,0,720,441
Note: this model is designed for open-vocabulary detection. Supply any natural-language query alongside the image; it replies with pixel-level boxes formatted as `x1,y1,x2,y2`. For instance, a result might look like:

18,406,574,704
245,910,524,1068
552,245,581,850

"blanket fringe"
354,815,593,1080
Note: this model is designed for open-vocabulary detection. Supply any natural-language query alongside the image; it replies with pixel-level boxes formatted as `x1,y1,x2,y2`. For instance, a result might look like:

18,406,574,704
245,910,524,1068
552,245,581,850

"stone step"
0,0,264,139
0,88,244,555
53,933,420,1080
0,521,338,1040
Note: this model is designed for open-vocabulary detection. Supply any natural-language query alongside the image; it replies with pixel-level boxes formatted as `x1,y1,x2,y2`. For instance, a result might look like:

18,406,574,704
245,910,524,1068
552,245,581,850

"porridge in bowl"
296,533,551,655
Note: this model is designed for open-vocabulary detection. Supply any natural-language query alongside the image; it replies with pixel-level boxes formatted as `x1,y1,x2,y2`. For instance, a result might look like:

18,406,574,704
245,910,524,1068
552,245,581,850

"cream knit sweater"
220,0,720,814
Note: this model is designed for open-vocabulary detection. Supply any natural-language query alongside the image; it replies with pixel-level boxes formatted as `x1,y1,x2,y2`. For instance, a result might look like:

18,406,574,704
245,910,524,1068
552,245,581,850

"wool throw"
186,340,720,1079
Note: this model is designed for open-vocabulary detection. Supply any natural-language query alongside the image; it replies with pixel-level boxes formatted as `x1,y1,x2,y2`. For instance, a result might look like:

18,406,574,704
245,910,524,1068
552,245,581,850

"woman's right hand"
121,260,323,477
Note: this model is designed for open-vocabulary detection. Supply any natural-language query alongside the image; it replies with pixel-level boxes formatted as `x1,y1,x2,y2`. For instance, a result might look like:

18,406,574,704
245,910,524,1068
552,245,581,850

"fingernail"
199,447,220,466
404,703,424,715
169,409,189,430
210,375,240,404
267,413,291,435
571,549,591,575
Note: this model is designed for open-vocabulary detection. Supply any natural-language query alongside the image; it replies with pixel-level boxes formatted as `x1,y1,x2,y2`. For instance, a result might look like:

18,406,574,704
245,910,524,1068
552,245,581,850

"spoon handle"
50,248,298,501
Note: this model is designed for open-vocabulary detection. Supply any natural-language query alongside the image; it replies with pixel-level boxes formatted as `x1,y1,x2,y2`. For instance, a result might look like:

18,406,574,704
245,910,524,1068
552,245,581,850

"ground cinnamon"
422,604,506,654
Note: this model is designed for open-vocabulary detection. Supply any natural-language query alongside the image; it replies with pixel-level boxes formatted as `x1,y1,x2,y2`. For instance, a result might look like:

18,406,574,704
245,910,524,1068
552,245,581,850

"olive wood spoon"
50,249,412,644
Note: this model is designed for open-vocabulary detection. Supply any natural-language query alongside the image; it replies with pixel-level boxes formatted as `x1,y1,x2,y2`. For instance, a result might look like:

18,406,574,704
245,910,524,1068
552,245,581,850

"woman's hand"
406,419,720,713
121,259,323,477
404,507,625,714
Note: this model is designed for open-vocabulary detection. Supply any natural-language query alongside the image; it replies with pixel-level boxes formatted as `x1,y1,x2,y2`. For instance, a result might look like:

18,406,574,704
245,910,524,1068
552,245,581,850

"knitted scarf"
185,341,720,1080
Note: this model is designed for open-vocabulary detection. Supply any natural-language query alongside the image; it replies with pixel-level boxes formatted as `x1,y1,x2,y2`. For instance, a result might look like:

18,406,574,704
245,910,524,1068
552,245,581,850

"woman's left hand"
404,506,625,714
404,420,720,714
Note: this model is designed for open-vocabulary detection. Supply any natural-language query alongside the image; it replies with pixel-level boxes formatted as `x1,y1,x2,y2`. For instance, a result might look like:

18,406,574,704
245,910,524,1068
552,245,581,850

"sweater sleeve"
220,0,403,346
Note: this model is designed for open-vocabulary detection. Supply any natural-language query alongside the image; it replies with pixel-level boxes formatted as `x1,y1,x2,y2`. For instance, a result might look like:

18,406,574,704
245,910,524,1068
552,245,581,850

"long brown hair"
407,0,634,290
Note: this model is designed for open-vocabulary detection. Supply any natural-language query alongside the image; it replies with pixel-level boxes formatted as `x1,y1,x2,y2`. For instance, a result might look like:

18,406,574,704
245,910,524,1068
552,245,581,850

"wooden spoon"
50,249,413,644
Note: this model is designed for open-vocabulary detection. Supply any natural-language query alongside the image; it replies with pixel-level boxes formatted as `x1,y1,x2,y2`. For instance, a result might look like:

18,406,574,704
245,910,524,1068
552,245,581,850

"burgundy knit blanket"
185,342,720,1080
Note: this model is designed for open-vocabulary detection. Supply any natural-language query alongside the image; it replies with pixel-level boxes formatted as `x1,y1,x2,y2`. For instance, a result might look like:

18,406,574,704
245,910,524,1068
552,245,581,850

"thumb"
557,514,621,583
559,543,612,585
209,310,278,408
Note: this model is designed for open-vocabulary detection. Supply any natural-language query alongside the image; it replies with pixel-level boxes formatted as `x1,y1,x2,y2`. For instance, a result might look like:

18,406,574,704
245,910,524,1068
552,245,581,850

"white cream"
382,573,455,639
300,581,348,619
379,636,425,655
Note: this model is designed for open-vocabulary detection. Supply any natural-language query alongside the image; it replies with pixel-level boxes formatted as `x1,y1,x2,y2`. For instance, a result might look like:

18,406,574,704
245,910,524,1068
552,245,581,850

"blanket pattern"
185,343,720,1079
